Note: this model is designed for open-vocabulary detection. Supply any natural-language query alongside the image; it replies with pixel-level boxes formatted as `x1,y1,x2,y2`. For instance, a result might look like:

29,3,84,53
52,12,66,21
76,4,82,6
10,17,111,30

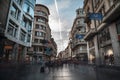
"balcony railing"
79,50,87,53
84,28,96,40
35,12,48,20
76,23,86,29
72,41,87,49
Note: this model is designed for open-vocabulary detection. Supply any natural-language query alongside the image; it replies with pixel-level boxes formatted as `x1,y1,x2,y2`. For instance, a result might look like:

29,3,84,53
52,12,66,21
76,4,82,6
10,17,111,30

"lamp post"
70,39,72,60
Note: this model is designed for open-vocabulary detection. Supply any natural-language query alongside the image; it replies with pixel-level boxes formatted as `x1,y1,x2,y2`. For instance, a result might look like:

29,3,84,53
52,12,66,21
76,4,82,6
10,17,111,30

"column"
87,42,90,64
12,43,19,63
94,36,100,65
109,23,120,66
21,46,27,63
0,38,4,62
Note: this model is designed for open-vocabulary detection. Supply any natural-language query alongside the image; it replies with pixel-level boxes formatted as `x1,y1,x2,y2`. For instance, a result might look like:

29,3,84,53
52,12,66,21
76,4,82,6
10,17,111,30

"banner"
88,13,103,20
75,34,84,39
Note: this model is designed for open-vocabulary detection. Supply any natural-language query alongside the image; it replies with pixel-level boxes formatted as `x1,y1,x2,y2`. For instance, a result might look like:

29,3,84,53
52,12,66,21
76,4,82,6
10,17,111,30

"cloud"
36,0,84,53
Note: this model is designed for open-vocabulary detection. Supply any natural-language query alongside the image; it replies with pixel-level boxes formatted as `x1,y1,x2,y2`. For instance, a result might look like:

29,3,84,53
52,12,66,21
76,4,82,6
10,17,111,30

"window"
39,47,42,52
7,20,18,38
15,0,22,6
35,24,39,29
34,46,39,52
36,10,47,16
34,39,39,43
36,17,46,23
20,30,26,42
22,16,27,28
98,28,111,44
35,31,45,37
27,35,31,42
10,3,21,20
39,39,43,43
23,3,34,17
22,16,32,31
80,18,84,24
35,24,46,30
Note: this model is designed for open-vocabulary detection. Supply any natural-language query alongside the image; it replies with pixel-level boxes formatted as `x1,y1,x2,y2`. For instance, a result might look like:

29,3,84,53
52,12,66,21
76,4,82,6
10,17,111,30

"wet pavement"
0,63,120,80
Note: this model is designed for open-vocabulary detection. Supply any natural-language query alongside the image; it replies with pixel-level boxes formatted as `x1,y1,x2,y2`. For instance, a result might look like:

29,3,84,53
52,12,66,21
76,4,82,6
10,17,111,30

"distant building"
0,0,36,62
27,4,57,63
70,8,88,62
83,0,120,66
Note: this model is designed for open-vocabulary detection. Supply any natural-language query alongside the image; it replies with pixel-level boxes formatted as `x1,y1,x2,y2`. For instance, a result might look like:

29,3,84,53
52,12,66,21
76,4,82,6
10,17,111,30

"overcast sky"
36,0,84,53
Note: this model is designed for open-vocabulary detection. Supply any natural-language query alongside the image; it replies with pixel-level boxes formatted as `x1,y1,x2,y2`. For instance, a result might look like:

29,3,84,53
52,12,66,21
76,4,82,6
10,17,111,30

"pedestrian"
40,61,45,73
109,54,114,65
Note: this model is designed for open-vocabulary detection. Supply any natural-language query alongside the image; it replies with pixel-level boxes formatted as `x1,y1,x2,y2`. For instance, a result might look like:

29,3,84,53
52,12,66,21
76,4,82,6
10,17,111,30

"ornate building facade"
27,4,57,63
70,8,88,62
84,0,120,66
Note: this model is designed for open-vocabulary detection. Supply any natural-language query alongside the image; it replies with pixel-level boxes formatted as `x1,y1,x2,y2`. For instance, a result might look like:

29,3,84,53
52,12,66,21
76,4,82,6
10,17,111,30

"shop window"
98,28,111,44
104,47,114,65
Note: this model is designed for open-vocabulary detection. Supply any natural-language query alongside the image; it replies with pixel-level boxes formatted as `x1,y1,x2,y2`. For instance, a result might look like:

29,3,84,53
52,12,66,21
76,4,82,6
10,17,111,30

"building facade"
84,0,120,66
70,8,88,62
50,38,57,61
27,4,56,63
0,0,36,63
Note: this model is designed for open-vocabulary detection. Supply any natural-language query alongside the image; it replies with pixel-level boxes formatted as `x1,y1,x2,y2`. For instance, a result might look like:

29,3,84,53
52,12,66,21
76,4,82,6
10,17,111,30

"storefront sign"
75,34,84,39
88,13,103,20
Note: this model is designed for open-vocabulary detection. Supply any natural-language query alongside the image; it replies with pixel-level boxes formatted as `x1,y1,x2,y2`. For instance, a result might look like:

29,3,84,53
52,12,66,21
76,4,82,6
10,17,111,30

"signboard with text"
88,13,103,20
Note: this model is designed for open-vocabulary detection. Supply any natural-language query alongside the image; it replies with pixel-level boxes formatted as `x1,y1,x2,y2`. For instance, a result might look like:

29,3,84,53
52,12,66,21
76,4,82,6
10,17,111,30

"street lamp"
69,39,72,60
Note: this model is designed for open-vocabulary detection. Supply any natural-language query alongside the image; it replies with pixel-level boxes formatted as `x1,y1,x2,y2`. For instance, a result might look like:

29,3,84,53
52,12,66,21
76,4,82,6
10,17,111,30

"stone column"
109,23,120,66
94,36,100,65
87,42,90,64
12,43,19,63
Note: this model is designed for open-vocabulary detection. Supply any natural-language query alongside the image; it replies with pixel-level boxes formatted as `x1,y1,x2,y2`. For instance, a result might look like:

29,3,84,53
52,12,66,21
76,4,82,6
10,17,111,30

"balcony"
35,12,48,21
76,23,85,29
79,50,87,53
103,0,120,22
84,28,96,40
72,41,87,49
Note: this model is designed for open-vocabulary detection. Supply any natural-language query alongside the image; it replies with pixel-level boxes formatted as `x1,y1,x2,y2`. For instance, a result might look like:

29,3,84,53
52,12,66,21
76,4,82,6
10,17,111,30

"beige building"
27,4,56,62
0,0,36,63
84,0,120,66
49,38,57,60
70,8,88,62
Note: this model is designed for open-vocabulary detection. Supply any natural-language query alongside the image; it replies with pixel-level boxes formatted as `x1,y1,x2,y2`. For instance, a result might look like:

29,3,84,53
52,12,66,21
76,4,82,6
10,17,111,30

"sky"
36,0,84,53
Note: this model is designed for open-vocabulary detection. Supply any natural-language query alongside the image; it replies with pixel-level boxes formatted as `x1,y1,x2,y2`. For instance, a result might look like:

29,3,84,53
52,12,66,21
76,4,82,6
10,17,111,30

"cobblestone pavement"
0,63,120,80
